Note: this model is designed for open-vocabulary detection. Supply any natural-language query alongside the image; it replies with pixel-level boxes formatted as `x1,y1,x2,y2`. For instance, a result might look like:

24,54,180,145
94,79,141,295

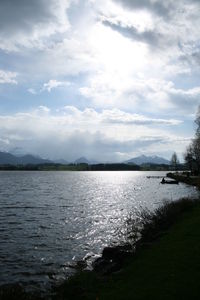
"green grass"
167,172,200,188
2,198,200,300
54,199,200,300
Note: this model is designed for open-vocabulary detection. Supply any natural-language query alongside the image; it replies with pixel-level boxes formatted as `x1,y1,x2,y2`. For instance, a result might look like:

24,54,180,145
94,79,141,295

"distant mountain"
9,147,26,157
74,157,91,164
54,159,69,165
0,152,19,165
0,151,171,167
124,155,170,165
0,151,52,165
73,157,99,165
17,154,51,165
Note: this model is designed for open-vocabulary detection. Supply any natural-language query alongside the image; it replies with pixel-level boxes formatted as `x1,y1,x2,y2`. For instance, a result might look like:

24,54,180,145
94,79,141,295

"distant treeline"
0,162,187,171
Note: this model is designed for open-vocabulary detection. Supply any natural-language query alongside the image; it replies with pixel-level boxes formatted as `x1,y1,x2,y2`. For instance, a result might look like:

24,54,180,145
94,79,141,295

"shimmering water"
0,171,198,291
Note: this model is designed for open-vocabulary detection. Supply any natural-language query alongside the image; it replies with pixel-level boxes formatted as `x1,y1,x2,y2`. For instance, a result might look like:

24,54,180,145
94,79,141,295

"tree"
191,137,200,173
184,145,195,172
195,106,200,136
170,152,179,170
184,105,200,174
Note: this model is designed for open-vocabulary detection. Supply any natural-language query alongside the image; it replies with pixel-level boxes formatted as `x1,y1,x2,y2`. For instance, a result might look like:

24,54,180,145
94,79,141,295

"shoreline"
52,196,200,300
1,195,199,300
167,172,200,188
1,175,200,300
0,164,178,171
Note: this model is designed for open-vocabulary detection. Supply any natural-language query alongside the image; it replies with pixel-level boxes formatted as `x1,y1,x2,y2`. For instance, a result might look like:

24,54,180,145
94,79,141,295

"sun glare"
89,23,148,75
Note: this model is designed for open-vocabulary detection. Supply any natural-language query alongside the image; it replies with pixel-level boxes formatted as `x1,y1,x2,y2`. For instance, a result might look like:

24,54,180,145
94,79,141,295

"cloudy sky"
0,0,199,162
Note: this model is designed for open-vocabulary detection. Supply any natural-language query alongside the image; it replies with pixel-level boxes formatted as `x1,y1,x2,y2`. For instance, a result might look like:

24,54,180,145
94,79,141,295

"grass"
54,198,200,300
1,198,200,300
167,172,200,188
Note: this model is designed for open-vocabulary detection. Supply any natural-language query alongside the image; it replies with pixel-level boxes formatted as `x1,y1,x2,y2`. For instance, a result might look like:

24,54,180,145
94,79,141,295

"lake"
0,171,198,293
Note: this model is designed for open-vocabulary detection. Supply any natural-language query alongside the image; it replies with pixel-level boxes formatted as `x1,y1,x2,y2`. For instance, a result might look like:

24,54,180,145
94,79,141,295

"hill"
74,157,91,164
124,155,170,165
0,151,52,165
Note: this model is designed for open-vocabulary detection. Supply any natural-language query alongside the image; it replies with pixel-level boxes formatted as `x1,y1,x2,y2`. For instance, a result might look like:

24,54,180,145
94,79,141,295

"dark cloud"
113,0,174,18
113,0,200,20
33,132,167,162
103,20,161,47
0,0,66,37
179,49,200,69
0,118,167,162
168,90,200,112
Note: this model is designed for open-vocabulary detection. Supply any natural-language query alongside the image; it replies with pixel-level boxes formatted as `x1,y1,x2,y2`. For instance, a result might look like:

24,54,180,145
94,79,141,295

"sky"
0,0,199,162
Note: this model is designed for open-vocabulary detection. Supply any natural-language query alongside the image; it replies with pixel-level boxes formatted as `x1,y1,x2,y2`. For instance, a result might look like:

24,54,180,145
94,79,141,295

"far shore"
0,162,186,172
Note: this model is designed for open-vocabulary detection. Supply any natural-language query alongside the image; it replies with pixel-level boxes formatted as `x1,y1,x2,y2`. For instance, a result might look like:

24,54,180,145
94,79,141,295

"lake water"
0,171,198,292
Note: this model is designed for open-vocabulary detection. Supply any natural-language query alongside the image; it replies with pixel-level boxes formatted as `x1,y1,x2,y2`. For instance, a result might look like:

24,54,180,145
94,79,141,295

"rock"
102,245,132,261
92,244,133,275
92,257,109,272
68,260,87,271
92,257,121,275
76,260,87,270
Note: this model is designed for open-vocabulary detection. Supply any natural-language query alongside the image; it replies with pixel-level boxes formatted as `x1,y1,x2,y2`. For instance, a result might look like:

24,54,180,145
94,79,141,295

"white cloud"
37,106,51,113
101,109,182,125
27,88,36,94
42,79,71,92
0,106,188,161
61,106,182,126
0,70,17,84
0,0,199,162
28,80,71,94
80,74,200,114
0,0,193,89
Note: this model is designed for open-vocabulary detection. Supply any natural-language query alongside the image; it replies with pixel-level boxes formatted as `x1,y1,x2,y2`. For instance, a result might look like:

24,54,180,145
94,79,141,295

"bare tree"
170,152,179,171
184,145,195,172
195,106,200,136
192,138,200,173
184,105,200,174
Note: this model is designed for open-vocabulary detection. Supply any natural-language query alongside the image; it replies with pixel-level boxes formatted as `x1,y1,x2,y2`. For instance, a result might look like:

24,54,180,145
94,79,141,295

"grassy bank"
53,197,200,300
1,197,200,300
167,172,200,188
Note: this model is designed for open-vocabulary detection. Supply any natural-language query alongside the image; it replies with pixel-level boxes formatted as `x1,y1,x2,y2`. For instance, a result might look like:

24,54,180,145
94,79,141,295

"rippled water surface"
0,171,198,291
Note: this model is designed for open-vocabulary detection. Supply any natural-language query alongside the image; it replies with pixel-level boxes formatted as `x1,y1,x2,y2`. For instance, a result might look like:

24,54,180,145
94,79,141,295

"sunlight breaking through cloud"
0,0,199,160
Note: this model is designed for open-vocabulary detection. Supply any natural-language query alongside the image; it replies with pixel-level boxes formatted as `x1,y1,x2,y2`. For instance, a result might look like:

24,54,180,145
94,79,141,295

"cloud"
0,0,71,51
0,0,199,161
98,0,200,72
167,86,200,110
112,0,174,18
27,88,36,94
42,79,71,92
101,109,182,126
0,69,17,84
0,106,188,161
28,80,71,94
112,0,200,20
80,73,200,114
102,20,161,47
62,106,181,126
